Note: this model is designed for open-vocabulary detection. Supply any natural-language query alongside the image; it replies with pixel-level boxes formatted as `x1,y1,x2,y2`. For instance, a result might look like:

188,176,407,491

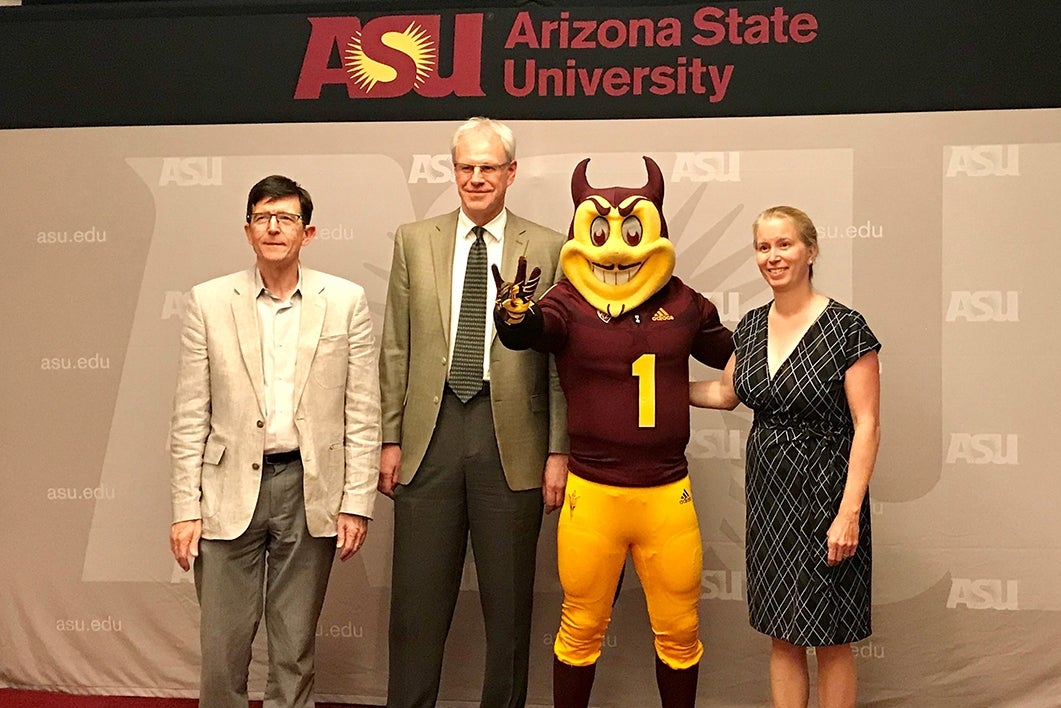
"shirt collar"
457,209,506,244
254,265,302,301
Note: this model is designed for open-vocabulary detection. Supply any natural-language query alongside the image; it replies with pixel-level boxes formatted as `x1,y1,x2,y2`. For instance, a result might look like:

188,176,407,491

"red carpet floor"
0,691,379,707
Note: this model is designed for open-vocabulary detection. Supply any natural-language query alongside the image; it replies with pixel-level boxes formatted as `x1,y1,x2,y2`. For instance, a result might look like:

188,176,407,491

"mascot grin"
561,156,675,318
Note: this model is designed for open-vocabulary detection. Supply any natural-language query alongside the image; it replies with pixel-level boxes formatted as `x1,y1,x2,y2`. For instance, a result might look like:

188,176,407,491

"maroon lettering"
295,14,483,100
691,6,818,46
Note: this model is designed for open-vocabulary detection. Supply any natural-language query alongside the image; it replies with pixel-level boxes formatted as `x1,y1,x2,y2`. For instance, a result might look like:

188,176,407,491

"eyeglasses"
247,212,303,227
453,162,511,177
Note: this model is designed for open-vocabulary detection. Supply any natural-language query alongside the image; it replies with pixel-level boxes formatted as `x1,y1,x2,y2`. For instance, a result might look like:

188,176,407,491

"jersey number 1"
632,354,656,428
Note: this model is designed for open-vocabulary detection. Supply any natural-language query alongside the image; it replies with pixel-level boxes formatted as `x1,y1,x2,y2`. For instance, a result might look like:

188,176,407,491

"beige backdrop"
2,110,1059,706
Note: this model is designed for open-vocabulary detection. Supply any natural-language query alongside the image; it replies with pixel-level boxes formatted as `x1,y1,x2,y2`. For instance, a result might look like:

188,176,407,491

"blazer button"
252,463,260,470
256,420,264,428
433,396,440,404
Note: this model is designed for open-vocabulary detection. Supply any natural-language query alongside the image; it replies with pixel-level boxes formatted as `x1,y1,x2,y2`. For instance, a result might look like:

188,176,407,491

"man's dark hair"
246,175,314,225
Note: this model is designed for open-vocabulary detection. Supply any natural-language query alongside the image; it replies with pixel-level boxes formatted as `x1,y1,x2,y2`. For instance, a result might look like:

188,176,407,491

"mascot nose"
599,239,626,261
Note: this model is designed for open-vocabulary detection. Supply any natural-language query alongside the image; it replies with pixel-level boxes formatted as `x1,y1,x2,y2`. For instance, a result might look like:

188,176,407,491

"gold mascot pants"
553,472,704,669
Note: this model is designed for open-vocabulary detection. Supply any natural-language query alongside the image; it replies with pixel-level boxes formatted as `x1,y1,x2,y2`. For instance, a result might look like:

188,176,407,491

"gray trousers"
194,457,335,708
387,387,544,708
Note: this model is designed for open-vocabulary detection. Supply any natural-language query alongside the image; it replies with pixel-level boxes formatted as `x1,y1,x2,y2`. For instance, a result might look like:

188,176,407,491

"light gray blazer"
170,267,381,539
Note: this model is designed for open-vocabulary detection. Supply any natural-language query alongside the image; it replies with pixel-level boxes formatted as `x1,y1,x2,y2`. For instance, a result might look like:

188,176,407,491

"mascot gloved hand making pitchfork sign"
494,156,734,708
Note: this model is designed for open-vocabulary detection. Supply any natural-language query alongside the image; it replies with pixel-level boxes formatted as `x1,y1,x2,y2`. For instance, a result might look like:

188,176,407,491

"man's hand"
170,519,202,572
336,513,368,561
543,453,569,513
492,256,542,325
378,443,401,497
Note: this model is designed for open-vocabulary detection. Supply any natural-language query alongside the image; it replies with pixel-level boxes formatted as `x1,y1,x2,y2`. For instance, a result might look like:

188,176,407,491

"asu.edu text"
36,227,108,245
46,485,116,501
55,616,123,632
40,354,111,371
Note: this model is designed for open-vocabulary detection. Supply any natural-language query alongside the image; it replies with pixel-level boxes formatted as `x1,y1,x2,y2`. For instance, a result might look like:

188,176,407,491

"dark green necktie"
448,226,488,402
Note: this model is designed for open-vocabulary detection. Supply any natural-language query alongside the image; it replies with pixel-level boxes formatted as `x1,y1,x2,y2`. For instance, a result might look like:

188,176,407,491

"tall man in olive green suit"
378,117,568,708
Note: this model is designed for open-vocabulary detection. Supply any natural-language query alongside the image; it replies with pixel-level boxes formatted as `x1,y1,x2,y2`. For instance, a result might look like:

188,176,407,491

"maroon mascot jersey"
499,276,733,487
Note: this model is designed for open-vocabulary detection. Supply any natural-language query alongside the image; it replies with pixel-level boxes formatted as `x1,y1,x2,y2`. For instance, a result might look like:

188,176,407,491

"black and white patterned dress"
733,299,881,646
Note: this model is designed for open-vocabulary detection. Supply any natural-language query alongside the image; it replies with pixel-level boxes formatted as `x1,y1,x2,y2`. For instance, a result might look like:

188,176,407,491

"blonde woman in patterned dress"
691,206,881,708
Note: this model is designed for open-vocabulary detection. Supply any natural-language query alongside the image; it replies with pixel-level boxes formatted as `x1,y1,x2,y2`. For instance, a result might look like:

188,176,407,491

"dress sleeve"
732,314,746,352
844,309,881,368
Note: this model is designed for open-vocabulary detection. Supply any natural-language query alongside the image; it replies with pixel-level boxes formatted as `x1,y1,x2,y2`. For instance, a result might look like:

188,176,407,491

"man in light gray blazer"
169,175,380,708
378,118,568,708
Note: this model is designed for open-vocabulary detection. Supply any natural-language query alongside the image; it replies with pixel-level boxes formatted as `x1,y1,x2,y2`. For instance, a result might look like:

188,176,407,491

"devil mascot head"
560,156,676,318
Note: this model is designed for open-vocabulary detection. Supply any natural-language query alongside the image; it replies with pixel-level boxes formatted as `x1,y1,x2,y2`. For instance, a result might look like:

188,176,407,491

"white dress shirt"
255,268,301,454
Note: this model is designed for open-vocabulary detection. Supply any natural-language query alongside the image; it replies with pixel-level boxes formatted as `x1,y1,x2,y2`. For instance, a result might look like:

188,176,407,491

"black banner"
3,0,1060,128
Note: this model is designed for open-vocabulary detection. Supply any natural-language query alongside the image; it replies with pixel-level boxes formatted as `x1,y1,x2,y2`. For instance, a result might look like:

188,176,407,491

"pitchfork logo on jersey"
295,14,486,99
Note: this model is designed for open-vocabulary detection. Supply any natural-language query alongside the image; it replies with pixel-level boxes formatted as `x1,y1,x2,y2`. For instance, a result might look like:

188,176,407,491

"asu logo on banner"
159,157,222,186
944,290,1019,322
947,578,1019,610
701,569,746,601
295,14,485,99
945,433,1019,465
945,145,1020,177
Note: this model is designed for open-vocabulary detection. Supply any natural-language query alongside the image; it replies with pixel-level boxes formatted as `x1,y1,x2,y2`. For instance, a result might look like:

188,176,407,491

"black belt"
263,449,301,465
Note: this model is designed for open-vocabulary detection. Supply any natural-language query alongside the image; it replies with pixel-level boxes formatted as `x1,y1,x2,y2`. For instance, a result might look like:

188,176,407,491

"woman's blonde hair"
753,205,819,278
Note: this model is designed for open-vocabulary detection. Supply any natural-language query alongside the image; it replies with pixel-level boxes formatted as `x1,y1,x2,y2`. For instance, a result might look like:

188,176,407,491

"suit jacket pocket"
201,438,226,519
311,333,348,389
203,438,226,465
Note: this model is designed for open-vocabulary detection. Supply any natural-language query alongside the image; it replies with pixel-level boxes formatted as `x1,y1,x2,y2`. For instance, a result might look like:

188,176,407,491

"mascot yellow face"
561,156,675,318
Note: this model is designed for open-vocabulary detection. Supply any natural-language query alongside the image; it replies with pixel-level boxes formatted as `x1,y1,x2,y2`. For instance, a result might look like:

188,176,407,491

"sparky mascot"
493,157,734,707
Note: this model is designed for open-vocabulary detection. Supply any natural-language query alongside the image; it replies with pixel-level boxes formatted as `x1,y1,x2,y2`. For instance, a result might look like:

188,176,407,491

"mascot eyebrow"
586,194,650,218
569,156,670,241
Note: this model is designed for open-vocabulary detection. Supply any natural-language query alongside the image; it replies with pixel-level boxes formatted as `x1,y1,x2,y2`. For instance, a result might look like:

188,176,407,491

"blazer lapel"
232,269,267,416
294,269,326,408
430,212,458,345
500,210,530,279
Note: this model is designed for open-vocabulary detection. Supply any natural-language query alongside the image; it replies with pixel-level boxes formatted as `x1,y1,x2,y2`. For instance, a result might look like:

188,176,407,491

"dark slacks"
387,386,544,708
195,457,335,708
